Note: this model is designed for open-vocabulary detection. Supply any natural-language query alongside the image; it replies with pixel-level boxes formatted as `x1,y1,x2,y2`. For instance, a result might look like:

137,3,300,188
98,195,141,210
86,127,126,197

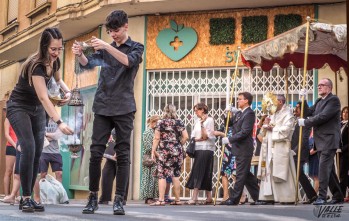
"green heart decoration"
156,20,198,61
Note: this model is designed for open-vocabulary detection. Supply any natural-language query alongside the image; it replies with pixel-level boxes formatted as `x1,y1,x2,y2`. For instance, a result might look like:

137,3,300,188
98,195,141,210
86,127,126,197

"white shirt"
191,117,216,151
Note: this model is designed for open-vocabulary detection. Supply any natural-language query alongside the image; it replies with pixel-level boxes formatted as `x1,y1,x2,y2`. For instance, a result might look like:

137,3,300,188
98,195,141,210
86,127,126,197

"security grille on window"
146,66,315,199
7,0,19,24
35,0,48,7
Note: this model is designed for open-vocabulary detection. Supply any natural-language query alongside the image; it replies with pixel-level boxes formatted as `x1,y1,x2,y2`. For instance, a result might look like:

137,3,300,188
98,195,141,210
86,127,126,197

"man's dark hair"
238,92,253,105
105,10,128,30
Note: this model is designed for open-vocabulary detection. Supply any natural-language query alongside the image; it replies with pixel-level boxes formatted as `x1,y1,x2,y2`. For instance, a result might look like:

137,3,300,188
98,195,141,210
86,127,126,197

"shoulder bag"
186,138,196,158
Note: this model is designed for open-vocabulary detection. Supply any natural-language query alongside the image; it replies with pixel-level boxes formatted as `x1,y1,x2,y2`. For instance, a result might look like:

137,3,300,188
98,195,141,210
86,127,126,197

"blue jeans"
6,100,46,196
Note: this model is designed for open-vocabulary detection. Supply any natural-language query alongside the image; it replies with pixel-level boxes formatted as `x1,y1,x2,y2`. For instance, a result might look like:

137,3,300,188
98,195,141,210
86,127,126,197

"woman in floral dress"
151,104,189,206
140,115,160,203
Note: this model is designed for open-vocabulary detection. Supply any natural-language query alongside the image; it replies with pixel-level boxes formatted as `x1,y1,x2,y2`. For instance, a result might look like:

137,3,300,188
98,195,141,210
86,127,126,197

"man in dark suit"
292,101,317,204
222,92,259,205
298,78,344,205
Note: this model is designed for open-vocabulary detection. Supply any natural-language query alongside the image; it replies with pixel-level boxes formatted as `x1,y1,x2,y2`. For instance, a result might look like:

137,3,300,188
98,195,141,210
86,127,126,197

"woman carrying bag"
185,103,215,205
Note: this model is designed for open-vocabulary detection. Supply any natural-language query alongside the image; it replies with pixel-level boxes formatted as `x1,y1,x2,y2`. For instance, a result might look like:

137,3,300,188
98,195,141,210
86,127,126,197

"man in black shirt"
72,10,144,215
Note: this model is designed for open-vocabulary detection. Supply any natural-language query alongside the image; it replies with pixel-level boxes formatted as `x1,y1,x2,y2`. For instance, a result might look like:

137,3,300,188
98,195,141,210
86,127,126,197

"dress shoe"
31,200,45,212
327,199,344,205
313,198,326,205
224,198,239,206
280,202,295,205
302,196,318,204
113,195,125,215
21,198,34,213
82,192,98,214
252,200,275,205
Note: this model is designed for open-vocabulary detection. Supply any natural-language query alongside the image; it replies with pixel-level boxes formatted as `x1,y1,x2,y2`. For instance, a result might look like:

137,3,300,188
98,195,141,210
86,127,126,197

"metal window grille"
146,66,315,199
7,0,18,24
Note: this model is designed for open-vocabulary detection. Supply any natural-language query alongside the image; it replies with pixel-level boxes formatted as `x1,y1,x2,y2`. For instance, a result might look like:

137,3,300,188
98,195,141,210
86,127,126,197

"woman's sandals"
149,201,165,206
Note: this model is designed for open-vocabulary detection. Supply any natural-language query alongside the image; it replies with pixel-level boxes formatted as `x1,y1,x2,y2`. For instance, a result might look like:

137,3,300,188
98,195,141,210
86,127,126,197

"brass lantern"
65,88,84,158
63,51,89,158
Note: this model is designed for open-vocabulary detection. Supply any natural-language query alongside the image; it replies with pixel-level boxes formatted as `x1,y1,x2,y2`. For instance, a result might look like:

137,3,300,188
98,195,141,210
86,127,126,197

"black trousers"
89,113,134,198
294,158,317,200
230,155,259,203
7,101,46,196
318,149,344,200
339,150,349,197
100,159,129,201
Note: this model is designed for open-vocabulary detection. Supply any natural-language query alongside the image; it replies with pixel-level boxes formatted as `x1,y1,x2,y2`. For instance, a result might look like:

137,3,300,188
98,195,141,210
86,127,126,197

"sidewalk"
1,199,349,221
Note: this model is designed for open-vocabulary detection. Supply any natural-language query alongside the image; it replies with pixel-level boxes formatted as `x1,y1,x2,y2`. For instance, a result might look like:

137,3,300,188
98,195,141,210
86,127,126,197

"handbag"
186,138,196,158
142,154,155,167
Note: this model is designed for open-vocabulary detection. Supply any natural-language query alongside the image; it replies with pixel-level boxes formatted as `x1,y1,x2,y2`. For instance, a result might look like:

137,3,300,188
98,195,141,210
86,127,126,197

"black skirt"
185,150,214,191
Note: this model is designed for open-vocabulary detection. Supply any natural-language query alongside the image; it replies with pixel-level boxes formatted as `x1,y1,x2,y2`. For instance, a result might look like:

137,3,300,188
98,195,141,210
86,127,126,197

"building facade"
0,0,346,200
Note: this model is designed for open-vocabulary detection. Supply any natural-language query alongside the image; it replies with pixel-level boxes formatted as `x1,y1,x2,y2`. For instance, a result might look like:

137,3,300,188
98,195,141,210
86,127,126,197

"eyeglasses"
317,84,329,87
106,28,120,34
49,47,64,53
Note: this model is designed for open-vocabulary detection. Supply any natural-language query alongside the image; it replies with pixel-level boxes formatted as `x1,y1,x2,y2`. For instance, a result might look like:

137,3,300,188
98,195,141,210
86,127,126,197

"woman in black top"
6,27,73,213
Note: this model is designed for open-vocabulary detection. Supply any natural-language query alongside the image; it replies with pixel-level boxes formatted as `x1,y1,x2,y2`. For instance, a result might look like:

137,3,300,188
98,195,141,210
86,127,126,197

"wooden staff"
213,47,241,206
335,73,340,177
295,16,311,205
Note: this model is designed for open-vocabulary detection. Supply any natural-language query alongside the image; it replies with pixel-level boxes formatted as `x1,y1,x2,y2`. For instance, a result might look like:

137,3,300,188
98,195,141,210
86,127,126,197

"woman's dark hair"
297,100,309,118
21,27,62,85
341,106,348,121
258,115,268,128
105,10,128,30
194,102,208,114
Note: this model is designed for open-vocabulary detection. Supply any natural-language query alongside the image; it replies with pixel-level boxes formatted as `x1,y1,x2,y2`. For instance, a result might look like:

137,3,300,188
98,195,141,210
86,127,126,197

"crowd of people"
141,82,348,207
0,8,348,218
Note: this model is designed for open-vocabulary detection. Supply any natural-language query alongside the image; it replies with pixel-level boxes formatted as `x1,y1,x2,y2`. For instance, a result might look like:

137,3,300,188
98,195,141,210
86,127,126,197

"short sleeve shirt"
10,61,59,106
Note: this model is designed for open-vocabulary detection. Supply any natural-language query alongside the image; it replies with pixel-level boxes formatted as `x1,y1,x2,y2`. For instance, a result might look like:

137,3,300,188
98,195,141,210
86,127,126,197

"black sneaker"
31,199,45,212
113,196,125,215
82,192,98,214
22,198,34,213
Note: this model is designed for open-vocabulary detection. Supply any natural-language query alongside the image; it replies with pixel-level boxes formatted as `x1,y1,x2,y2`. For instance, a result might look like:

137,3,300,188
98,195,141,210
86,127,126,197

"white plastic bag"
39,174,69,204
39,178,59,204
45,174,69,204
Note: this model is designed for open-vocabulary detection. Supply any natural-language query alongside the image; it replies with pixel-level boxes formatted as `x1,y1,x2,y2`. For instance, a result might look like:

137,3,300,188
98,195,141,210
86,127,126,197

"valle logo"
156,20,198,61
313,205,343,218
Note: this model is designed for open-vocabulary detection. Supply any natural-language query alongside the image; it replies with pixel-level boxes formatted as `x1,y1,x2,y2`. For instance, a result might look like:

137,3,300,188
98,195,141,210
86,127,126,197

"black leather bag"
186,138,196,158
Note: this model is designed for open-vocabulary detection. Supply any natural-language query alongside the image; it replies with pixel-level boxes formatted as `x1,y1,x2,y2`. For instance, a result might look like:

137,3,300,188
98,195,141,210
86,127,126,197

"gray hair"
276,94,286,104
324,78,333,90
162,104,178,119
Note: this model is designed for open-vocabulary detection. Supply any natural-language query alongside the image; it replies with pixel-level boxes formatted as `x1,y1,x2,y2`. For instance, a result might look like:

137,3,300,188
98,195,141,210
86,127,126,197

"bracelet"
77,53,83,57
65,91,71,94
